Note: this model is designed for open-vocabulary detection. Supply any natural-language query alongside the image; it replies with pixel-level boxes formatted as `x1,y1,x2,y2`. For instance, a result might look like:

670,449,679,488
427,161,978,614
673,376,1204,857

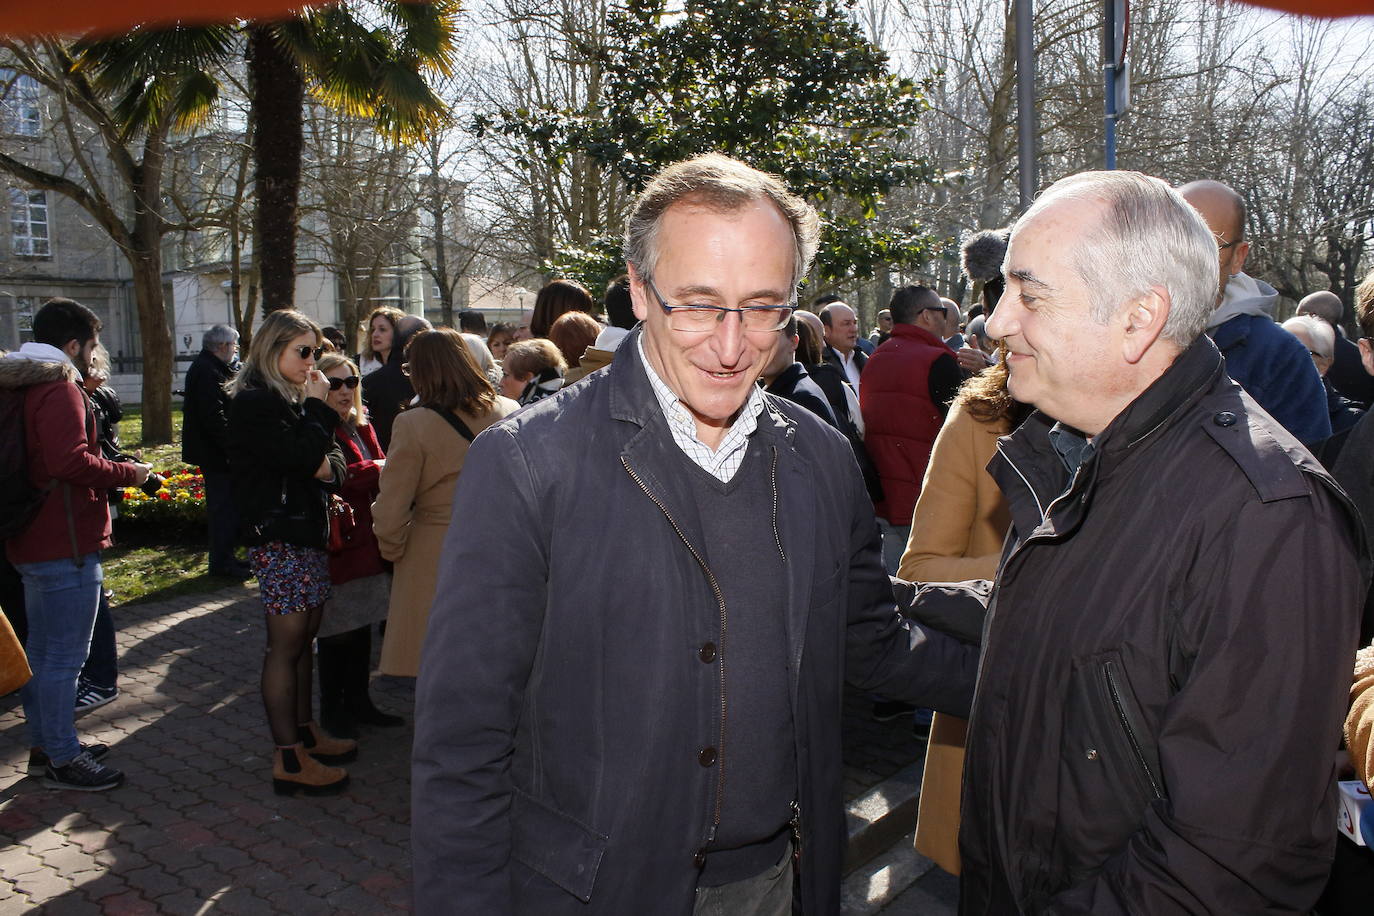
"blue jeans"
79,587,117,689
17,553,102,765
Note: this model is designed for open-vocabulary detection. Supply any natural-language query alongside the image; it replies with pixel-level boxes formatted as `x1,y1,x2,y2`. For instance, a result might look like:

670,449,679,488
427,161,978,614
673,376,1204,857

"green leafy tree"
477,0,936,290
0,30,235,442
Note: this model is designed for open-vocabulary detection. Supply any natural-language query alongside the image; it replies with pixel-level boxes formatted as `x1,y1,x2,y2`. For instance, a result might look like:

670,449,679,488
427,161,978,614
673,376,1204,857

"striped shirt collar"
637,334,765,483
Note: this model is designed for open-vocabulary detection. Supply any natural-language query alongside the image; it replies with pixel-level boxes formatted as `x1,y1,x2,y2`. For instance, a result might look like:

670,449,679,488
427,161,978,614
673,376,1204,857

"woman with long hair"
372,328,519,677
898,354,1030,876
529,278,594,339
358,306,406,376
314,352,403,739
228,310,353,795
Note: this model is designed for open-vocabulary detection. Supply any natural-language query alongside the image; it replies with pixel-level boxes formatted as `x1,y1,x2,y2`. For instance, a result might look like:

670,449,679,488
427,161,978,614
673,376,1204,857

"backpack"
0,386,51,540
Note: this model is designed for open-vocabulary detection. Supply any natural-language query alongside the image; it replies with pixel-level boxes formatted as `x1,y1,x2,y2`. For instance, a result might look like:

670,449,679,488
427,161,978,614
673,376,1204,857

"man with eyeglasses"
1180,179,1329,443
411,154,974,915
860,285,961,574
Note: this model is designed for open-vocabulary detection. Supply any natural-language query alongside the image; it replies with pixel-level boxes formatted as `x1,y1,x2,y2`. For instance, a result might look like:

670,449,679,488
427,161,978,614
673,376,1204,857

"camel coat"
372,398,519,676
897,399,1012,876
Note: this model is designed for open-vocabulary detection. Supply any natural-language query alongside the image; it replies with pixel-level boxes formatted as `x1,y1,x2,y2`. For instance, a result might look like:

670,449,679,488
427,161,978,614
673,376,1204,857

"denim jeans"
17,553,102,765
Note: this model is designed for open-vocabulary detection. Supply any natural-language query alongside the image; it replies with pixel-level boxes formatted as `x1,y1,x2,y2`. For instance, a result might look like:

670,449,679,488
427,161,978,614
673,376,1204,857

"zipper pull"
790,800,802,866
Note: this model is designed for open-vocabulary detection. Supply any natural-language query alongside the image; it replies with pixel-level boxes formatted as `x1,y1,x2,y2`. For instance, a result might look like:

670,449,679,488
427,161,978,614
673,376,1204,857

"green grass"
115,403,185,470
101,542,228,606
107,402,235,604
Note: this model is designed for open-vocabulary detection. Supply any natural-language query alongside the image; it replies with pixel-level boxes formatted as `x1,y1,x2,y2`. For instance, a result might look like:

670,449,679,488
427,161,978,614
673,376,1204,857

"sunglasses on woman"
293,345,324,360
327,375,361,391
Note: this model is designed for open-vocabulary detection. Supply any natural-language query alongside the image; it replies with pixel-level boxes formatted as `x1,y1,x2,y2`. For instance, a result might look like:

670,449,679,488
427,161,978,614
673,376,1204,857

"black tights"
262,604,324,746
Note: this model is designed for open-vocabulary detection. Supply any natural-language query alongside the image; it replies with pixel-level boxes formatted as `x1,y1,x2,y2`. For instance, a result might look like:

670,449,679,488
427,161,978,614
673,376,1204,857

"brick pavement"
1,583,927,913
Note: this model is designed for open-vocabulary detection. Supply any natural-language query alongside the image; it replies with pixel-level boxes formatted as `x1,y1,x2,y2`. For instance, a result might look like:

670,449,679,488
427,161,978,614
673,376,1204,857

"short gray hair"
623,153,820,291
1282,315,1334,360
1019,170,1217,347
204,324,238,350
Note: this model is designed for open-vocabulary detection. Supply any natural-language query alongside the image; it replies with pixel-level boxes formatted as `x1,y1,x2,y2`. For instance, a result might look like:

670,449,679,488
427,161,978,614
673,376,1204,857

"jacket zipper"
1102,660,1165,801
621,456,731,843
769,446,786,563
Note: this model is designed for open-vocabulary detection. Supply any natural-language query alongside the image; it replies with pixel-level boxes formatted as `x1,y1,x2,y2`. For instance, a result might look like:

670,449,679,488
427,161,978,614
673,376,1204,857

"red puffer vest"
859,323,952,525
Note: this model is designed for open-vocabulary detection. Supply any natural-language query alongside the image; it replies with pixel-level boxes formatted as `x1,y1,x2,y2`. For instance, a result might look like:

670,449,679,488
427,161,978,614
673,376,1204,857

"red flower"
158,492,170,500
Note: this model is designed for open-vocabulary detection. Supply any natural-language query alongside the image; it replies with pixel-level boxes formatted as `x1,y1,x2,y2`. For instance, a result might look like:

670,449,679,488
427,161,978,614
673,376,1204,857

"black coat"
907,338,1367,913
362,321,428,452
227,383,345,549
182,349,235,471
764,362,836,428
410,328,974,914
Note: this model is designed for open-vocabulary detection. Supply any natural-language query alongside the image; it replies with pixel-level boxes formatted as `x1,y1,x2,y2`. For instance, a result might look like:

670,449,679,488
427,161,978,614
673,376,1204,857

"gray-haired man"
412,154,973,914
182,324,244,578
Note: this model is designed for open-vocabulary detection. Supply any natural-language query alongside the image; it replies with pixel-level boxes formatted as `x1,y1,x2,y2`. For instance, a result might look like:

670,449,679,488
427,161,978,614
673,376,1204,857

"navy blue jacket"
1210,313,1330,444
411,328,974,914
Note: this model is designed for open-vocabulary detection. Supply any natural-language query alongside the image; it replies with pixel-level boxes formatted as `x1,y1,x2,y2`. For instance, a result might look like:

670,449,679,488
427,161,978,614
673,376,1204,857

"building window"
0,71,41,136
10,188,50,258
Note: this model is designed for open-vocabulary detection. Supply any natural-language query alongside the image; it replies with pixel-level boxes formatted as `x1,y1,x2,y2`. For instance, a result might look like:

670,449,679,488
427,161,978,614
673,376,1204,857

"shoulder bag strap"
424,404,476,443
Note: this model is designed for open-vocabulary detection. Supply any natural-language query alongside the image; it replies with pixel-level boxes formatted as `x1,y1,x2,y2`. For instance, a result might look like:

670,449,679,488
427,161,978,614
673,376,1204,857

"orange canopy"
0,1,321,37
0,0,1370,37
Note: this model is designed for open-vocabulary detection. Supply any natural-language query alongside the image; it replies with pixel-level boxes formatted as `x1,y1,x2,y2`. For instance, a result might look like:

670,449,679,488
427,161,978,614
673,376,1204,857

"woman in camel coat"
371,328,519,677
897,357,1028,876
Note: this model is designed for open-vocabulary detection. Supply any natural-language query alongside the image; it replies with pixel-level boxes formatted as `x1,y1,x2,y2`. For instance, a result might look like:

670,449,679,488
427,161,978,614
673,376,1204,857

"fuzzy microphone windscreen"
961,229,1010,282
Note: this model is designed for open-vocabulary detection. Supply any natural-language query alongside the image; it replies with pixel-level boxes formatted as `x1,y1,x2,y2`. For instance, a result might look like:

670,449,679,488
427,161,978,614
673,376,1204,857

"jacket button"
699,642,716,663
698,746,717,767
1213,411,1237,427
1086,748,1099,761
694,848,707,868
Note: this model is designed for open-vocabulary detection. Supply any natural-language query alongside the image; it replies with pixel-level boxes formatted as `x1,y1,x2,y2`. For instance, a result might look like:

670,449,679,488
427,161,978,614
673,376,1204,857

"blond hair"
316,352,368,426
230,310,321,404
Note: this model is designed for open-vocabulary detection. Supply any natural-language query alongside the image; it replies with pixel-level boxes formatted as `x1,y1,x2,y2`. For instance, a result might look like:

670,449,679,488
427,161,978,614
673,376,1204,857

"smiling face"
500,363,529,399
278,331,318,386
985,199,1133,435
631,198,796,448
488,330,513,361
370,316,395,358
324,364,355,419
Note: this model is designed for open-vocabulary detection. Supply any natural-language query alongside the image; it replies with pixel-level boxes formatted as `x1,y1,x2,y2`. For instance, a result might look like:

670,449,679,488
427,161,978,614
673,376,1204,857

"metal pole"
1015,0,1036,210
1103,0,1117,169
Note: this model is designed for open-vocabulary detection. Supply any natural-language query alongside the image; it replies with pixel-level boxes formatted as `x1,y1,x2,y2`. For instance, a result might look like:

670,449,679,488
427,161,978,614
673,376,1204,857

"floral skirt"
248,542,331,615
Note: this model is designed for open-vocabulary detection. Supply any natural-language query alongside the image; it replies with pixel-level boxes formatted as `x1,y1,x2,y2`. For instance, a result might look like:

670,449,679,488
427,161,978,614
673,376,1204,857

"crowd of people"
4,155,1374,914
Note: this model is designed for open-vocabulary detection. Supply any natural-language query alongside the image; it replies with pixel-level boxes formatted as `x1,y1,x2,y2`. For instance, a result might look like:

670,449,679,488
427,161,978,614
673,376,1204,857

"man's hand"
315,457,334,481
131,462,152,485
957,346,994,373
304,369,330,402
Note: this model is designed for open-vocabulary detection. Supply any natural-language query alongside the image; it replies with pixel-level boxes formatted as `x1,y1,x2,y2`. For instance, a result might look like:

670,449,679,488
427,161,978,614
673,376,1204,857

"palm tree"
247,2,458,312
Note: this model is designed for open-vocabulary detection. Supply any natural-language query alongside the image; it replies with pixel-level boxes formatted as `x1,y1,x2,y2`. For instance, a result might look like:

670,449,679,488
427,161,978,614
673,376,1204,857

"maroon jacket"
2,357,141,565
327,420,386,585
859,323,958,526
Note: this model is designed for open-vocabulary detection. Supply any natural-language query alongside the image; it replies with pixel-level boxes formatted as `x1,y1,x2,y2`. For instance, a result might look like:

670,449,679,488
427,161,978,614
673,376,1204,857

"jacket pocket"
510,789,609,903
1057,649,1166,872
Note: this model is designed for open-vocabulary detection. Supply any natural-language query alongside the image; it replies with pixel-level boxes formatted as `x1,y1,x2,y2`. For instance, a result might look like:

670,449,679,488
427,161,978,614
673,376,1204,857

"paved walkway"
1,583,930,913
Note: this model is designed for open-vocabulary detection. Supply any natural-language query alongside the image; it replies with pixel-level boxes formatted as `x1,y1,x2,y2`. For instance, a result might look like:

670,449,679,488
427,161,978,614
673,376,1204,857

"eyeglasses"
1216,237,1242,252
327,375,360,391
646,278,794,333
292,345,324,361
919,306,948,316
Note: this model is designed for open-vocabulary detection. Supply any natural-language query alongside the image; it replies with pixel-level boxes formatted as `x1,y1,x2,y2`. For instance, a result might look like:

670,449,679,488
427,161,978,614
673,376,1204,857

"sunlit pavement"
1,582,935,913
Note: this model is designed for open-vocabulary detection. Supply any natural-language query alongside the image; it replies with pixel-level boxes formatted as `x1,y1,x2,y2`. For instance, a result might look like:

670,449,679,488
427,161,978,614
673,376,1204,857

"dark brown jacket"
905,337,1367,914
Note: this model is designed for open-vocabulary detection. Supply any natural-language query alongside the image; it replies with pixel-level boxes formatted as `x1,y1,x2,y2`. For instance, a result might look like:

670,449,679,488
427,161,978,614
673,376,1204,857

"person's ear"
627,264,649,322
61,339,83,361
1359,336,1374,377
1121,288,1169,364
1232,239,1250,276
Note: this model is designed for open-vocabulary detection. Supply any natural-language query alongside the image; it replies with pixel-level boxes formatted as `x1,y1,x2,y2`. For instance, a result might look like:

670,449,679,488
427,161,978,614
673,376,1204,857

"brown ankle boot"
297,720,358,764
273,743,348,796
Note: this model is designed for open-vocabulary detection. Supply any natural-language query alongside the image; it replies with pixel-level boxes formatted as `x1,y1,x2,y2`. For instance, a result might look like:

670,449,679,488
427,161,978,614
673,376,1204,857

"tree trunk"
249,24,305,312
429,166,452,327
130,253,174,444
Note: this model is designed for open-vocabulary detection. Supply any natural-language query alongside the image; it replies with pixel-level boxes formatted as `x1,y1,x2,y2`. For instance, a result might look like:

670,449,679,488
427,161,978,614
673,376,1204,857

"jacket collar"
994,336,1225,536
608,325,796,447
890,322,952,350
